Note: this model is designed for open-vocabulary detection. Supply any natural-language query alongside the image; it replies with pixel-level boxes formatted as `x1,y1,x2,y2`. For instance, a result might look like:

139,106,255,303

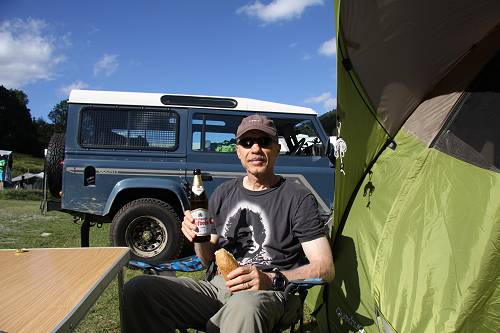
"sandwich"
215,248,239,280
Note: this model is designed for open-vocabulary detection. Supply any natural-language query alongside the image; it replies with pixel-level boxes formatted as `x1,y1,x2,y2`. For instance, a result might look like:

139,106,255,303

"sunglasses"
237,137,276,149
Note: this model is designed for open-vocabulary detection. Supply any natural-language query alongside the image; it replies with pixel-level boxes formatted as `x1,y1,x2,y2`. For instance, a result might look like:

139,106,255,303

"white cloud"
93,53,119,77
58,80,90,97
237,0,323,24
319,37,336,56
305,92,337,110
302,53,311,61
0,18,65,88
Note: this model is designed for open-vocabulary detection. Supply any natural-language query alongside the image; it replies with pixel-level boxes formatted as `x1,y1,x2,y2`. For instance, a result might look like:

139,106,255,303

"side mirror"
327,142,336,167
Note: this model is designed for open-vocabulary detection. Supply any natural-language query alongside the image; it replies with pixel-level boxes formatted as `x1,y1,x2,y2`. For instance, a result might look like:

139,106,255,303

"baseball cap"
236,114,277,139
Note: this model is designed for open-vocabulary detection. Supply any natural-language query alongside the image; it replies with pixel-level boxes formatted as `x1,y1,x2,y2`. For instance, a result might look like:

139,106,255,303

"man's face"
236,130,280,177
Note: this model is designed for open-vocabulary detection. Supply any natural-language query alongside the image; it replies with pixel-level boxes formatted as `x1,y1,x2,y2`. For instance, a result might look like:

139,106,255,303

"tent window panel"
434,51,500,172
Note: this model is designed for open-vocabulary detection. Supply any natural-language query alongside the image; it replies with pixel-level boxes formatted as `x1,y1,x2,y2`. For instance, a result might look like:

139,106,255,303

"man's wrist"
271,268,289,291
262,271,275,290
194,242,214,264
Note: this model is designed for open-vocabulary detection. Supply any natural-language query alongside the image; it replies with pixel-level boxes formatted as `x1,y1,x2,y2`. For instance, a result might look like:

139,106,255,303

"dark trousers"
122,274,301,333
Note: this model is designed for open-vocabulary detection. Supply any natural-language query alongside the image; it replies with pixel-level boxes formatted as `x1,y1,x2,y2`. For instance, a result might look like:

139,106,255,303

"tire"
46,133,65,198
110,198,183,264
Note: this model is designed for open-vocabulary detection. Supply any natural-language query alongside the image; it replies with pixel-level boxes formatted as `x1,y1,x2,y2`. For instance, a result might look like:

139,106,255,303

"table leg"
81,218,91,247
117,267,125,332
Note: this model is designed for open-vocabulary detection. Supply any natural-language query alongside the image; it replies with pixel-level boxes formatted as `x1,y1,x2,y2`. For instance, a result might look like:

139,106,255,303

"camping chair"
128,255,205,275
275,278,326,333
129,257,326,333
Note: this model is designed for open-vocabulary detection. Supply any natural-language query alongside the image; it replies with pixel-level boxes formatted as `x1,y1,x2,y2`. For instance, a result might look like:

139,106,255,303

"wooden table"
0,247,130,333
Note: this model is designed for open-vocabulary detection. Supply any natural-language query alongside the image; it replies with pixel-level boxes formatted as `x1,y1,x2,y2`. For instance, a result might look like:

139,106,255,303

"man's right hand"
181,210,197,242
183,210,218,266
225,265,274,292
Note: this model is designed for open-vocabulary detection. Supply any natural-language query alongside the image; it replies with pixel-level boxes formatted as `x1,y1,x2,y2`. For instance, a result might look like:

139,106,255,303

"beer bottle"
189,169,213,242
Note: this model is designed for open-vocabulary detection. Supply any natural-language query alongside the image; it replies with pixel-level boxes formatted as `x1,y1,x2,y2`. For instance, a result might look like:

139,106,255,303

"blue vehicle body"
51,90,334,263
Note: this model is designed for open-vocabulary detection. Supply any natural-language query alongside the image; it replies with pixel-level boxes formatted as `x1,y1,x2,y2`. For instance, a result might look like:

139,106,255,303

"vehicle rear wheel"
46,133,65,198
110,198,183,264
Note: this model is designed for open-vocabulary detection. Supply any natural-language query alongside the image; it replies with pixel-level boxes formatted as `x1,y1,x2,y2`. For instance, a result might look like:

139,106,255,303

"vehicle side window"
79,107,178,150
274,119,325,157
192,113,243,153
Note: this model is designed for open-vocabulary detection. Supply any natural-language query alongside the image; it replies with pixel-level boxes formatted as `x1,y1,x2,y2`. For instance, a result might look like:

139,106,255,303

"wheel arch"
104,178,189,219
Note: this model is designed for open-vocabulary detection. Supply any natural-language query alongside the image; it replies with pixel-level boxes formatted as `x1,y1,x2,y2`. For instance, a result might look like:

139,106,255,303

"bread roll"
215,248,239,280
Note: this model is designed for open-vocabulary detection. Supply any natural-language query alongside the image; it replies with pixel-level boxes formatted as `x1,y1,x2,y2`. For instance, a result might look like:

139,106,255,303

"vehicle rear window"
79,107,179,150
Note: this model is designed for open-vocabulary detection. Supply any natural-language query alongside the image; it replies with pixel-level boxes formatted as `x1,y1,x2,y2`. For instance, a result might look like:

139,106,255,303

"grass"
0,188,43,200
11,152,45,177
0,200,316,332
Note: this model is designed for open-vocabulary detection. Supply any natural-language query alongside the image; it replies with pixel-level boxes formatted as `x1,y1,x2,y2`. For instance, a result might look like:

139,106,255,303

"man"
122,114,334,333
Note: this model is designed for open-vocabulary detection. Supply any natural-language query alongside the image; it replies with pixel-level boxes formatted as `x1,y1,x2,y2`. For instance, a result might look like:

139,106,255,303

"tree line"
0,85,336,158
318,109,337,136
0,86,67,157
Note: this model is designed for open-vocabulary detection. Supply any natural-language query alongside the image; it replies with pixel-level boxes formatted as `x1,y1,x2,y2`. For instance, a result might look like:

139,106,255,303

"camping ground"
0,153,318,332
0,199,316,332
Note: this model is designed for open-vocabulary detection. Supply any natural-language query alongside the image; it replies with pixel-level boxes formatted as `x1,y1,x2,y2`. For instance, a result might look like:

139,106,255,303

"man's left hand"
225,265,273,292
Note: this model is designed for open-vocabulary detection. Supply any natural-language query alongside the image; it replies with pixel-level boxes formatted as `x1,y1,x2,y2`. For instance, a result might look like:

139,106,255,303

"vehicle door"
271,116,334,219
185,110,246,196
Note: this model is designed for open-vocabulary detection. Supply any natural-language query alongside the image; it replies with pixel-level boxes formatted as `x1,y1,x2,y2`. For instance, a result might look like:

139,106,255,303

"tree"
48,99,68,133
11,89,29,106
0,86,40,155
33,118,54,150
319,109,337,136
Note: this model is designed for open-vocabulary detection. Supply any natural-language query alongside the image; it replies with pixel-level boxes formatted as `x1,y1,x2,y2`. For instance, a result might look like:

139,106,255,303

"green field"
10,152,45,177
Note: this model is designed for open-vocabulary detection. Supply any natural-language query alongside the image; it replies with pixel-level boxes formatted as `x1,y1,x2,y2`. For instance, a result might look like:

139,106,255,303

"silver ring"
245,282,250,289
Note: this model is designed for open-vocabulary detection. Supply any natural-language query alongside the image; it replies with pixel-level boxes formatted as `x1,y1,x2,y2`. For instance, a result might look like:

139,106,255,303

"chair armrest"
284,278,327,301
288,278,326,287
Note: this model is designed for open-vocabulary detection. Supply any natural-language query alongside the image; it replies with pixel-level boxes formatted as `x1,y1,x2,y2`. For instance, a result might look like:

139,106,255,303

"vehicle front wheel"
110,198,183,264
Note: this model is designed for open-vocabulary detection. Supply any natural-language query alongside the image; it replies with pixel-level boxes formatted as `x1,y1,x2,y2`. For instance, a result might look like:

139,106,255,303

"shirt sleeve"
291,193,326,242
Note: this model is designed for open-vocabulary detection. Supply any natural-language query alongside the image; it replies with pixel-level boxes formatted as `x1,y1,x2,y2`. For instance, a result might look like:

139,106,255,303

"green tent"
311,1,500,332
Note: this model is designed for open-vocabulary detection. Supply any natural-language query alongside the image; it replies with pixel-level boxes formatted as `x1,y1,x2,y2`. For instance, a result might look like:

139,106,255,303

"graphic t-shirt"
208,177,325,270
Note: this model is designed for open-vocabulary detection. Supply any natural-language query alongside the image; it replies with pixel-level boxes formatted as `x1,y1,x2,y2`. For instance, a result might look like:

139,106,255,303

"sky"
0,0,336,121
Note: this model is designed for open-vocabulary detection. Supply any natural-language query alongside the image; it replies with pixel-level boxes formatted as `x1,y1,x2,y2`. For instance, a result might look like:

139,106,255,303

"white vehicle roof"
68,89,317,115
